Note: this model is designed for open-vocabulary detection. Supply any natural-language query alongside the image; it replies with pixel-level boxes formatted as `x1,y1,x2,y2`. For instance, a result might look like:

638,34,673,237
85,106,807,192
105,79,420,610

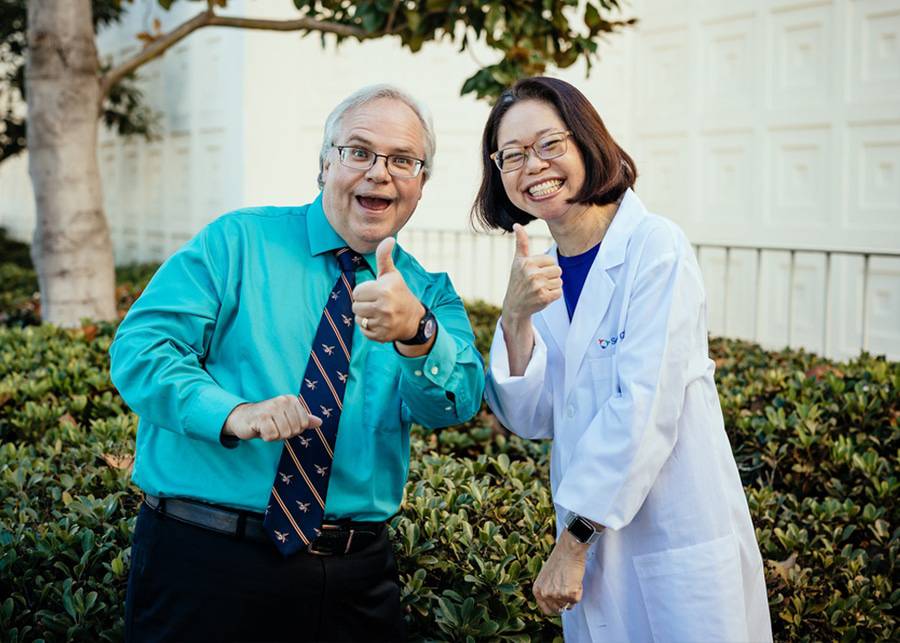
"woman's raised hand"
500,224,563,376
502,223,563,325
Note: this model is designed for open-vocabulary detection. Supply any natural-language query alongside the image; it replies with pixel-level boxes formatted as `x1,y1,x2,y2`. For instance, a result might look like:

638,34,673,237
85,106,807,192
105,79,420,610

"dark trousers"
125,503,405,642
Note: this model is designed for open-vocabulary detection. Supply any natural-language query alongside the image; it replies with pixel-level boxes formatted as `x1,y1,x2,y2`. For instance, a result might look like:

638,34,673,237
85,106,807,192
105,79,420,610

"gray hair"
317,84,436,189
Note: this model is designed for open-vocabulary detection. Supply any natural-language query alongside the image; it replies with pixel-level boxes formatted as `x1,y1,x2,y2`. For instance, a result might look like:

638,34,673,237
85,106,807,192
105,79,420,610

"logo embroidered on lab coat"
597,330,626,349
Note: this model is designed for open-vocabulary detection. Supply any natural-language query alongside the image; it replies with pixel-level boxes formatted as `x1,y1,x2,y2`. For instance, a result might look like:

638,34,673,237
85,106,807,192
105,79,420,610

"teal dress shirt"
109,195,485,521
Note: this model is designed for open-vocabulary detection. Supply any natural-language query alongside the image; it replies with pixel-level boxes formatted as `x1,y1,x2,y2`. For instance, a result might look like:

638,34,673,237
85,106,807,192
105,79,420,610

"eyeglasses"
333,145,425,179
490,130,573,172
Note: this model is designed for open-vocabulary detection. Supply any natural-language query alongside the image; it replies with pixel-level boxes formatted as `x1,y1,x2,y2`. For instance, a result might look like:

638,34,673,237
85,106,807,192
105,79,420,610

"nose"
524,150,550,174
365,155,390,182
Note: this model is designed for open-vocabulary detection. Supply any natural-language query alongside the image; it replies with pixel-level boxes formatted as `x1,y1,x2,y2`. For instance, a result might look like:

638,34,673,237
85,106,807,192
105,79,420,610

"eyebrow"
498,127,559,149
342,134,420,157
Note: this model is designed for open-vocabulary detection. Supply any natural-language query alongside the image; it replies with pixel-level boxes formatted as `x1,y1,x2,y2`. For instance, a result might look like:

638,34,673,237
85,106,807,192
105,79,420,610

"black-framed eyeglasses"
490,130,573,172
333,145,425,179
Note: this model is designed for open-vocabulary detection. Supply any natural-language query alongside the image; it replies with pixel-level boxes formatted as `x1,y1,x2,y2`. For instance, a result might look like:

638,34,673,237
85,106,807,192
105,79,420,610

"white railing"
692,243,900,359
399,228,900,361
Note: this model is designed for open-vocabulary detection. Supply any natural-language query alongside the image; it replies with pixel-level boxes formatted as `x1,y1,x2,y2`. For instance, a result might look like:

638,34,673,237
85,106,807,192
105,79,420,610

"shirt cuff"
395,318,455,388
183,385,250,445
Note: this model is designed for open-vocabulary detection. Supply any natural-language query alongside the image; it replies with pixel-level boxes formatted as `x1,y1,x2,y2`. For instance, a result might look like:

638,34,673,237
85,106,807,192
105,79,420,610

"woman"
475,77,772,642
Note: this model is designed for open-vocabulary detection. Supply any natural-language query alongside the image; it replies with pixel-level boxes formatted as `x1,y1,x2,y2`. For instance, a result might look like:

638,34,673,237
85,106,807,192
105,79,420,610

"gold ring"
361,317,369,330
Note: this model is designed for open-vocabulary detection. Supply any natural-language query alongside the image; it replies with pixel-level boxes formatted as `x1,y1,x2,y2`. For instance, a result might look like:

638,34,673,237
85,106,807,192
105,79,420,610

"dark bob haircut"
471,76,637,231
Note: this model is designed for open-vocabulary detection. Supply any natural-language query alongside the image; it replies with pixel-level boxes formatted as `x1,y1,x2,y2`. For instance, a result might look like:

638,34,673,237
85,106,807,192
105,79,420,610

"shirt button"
430,366,439,375
414,370,422,377
566,404,576,418
444,405,452,411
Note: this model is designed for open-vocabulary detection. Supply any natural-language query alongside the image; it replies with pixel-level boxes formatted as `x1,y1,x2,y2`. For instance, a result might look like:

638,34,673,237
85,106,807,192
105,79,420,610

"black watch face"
568,517,594,543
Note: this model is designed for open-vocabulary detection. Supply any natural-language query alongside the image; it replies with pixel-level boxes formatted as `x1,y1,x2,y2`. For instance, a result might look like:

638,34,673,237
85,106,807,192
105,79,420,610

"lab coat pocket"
363,347,401,433
588,355,617,406
633,534,748,643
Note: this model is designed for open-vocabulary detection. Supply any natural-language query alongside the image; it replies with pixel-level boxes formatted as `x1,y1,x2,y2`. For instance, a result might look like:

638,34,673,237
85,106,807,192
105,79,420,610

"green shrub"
710,341,899,642
0,229,32,269
0,261,158,328
0,263,40,327
0,295,897,641
462,299,501,361
396,431,560,642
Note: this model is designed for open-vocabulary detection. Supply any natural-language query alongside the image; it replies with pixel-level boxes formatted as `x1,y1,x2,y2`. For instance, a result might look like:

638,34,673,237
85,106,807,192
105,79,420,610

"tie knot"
334,248,365,273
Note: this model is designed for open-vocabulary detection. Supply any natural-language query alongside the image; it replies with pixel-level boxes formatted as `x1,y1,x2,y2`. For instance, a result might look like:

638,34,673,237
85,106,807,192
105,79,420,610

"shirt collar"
306,193,378,274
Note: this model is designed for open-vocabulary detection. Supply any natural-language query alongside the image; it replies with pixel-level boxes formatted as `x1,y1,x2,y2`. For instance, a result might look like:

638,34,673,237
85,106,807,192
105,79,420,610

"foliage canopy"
285,0,635,99
1,0,634,164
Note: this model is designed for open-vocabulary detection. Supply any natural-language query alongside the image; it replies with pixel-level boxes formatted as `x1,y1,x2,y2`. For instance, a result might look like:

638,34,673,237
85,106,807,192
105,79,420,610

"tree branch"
206,14,368,38
98,10,370,106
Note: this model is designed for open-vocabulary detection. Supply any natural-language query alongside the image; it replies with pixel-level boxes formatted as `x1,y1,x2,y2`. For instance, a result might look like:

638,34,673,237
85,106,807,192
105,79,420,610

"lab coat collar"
540,188,647,397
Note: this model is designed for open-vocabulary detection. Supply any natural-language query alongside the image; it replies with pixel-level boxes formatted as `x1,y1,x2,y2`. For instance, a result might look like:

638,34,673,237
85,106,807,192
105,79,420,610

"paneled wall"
623,0,900,360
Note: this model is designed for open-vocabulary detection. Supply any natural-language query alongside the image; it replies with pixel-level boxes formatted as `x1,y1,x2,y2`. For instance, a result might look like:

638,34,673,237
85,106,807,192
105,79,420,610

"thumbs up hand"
502,223,563,328
352,237,425,344
375,235,398,277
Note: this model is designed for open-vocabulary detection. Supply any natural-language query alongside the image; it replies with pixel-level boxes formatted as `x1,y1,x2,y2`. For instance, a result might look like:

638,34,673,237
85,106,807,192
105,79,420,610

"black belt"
143,494,384,556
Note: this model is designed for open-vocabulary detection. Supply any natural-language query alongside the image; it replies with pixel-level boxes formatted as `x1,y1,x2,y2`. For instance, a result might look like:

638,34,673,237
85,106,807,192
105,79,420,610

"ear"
415,174,425,202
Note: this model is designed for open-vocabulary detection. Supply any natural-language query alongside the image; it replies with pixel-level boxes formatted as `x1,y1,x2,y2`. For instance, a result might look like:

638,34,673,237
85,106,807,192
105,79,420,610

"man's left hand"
352,237,423,344
533,529,590,616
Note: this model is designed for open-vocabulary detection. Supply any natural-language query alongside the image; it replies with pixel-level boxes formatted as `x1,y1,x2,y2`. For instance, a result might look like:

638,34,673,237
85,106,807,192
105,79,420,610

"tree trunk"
26,0,116,326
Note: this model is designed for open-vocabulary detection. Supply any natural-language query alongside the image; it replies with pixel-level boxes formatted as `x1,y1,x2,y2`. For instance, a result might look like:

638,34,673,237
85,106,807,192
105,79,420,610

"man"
110,85,485,642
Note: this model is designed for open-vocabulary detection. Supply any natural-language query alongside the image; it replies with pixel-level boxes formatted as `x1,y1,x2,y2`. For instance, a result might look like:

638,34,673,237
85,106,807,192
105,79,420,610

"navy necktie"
264,247,365,555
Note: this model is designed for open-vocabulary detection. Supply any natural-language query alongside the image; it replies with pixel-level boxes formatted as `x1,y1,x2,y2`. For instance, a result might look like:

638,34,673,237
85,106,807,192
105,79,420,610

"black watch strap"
397,307,436,346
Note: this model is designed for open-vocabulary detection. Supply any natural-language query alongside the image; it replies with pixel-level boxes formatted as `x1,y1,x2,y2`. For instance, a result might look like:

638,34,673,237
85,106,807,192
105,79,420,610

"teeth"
528,180,563,197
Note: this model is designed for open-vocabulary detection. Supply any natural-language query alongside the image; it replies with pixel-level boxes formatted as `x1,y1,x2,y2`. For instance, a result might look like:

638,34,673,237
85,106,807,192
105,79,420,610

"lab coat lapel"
563,189,646,399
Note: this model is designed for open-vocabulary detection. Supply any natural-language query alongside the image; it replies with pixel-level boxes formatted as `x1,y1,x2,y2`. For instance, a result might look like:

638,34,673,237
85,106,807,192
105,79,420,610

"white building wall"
0,0,897,360
95,0,248,259
620,0,900,360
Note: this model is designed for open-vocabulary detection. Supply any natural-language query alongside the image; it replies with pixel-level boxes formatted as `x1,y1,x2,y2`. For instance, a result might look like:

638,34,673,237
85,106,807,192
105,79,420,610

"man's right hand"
222,395,323,442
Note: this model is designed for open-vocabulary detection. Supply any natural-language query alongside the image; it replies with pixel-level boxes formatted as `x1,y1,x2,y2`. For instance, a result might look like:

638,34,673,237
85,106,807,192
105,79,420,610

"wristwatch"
397,306,437,346
565,512,604,545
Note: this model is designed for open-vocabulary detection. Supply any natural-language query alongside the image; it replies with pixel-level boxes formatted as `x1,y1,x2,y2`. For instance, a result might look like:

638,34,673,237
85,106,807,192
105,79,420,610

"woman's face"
495,99,587,224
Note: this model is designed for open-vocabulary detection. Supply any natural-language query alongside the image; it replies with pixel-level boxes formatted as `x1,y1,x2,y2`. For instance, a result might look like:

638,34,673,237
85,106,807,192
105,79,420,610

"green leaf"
62,580,76,620
584,4,602,31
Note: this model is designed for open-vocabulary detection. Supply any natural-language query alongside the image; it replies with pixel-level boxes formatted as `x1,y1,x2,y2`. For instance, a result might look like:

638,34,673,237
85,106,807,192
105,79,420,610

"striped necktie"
264,247,366,556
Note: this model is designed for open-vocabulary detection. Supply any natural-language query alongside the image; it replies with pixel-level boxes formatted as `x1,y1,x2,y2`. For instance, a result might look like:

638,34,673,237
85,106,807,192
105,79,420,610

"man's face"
321,98,427,254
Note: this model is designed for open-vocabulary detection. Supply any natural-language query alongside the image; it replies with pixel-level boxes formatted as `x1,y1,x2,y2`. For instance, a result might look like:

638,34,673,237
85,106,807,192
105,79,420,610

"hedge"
0,258,897,642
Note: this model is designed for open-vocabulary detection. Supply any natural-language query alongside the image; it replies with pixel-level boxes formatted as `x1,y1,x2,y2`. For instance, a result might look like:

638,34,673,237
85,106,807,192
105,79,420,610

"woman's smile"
526,178,566,200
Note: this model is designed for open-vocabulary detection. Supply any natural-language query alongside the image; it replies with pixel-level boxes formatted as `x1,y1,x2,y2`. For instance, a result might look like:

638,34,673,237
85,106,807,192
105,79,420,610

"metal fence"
692,243,900,357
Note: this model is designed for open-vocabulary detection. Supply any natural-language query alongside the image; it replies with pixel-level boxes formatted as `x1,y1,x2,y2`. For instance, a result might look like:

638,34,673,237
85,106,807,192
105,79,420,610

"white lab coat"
486,190,772,643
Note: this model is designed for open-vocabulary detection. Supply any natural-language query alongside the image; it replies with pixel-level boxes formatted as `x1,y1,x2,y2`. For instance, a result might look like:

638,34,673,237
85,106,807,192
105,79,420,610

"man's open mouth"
356,196,393,211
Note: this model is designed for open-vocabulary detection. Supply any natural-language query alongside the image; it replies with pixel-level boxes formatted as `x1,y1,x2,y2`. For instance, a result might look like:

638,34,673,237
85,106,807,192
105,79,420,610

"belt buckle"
307,524,355,556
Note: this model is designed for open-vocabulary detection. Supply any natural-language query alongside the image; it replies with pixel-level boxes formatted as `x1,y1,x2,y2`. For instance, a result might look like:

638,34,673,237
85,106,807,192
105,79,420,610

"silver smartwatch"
564,511,604,545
